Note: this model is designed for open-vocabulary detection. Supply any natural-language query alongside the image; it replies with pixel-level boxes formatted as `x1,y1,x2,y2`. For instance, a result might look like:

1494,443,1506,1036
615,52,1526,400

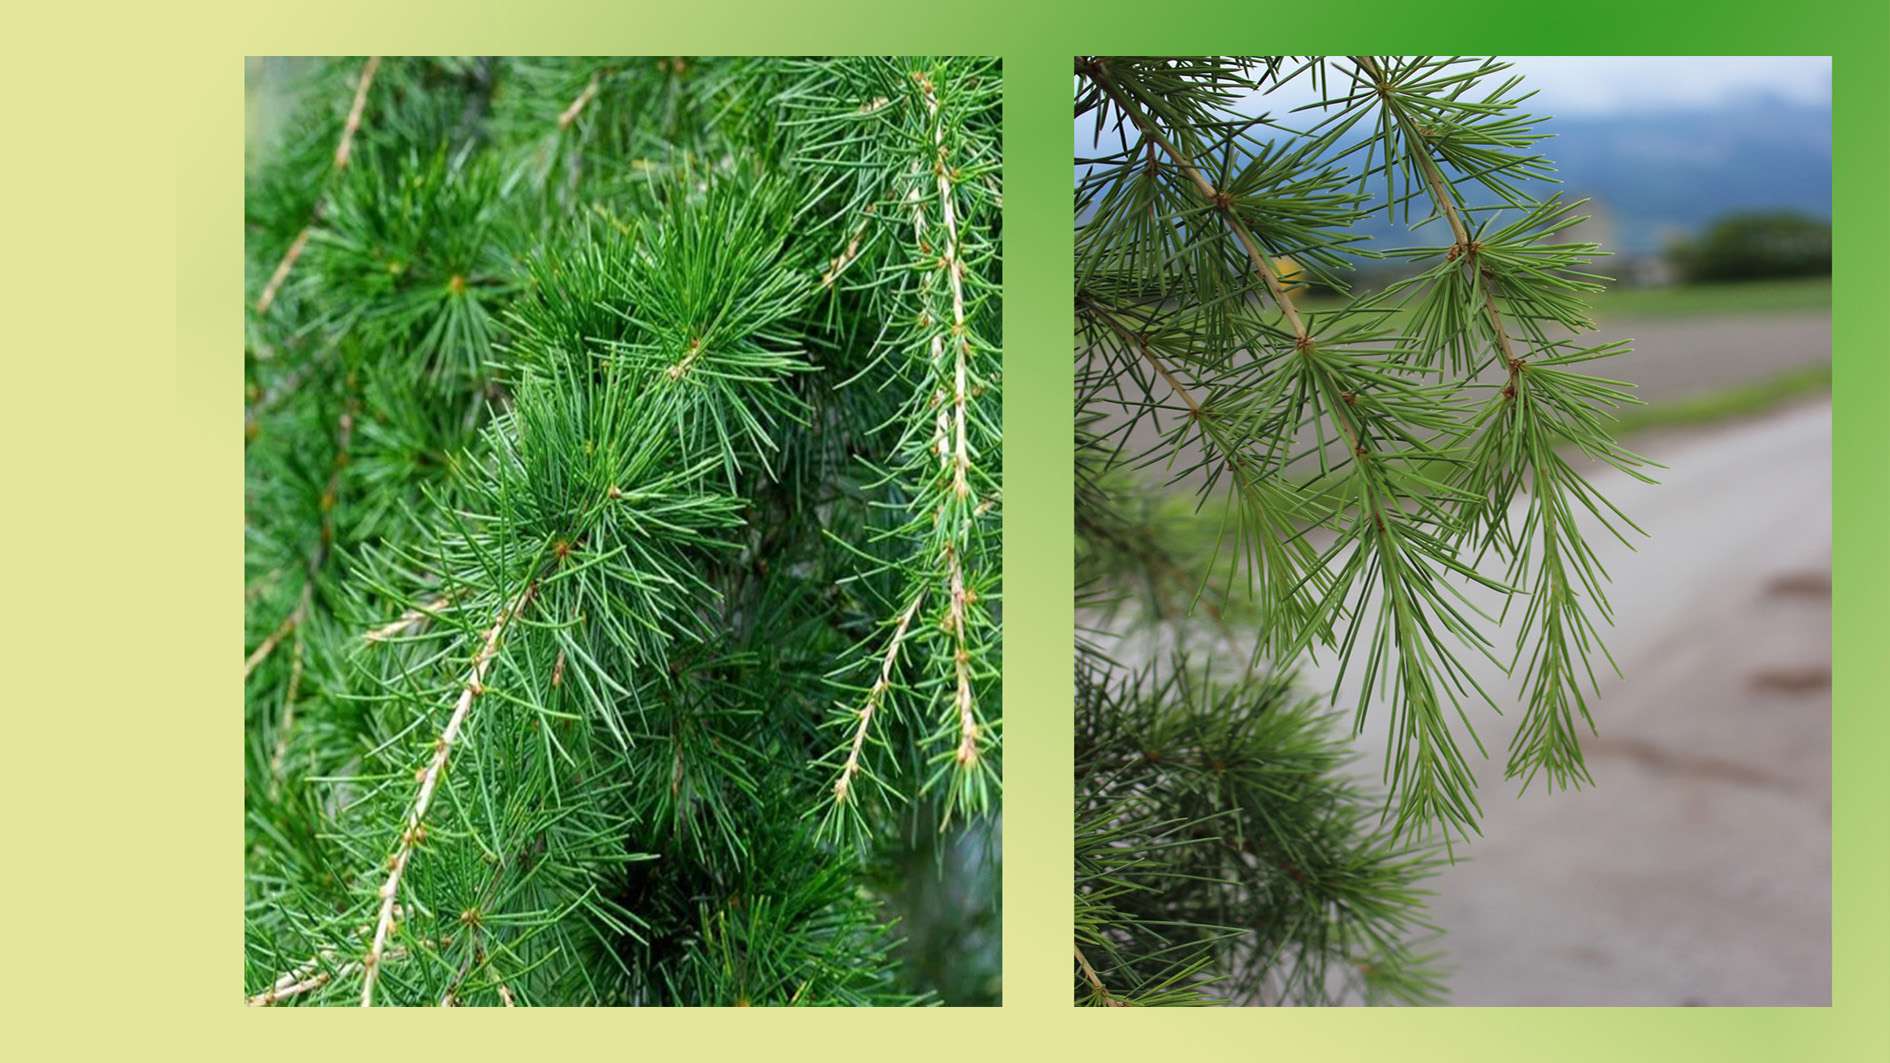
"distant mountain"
1077,96,1832,257
1530,96,1831,253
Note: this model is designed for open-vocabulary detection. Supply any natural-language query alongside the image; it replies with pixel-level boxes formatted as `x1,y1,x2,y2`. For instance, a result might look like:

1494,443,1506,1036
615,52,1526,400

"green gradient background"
12,0,1882,1056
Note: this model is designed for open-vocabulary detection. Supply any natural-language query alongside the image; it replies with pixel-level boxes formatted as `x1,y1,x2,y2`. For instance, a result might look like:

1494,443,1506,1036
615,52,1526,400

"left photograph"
243,56,1002,1006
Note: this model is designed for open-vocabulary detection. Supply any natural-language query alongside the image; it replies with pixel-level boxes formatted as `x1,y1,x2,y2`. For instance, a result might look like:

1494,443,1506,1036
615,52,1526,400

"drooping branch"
1079,295,1205,422
244,606,301,680
244,402,354,680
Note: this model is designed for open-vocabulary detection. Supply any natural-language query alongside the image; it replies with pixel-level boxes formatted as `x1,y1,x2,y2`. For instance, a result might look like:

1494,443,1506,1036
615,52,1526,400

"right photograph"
1073,56,1831,1006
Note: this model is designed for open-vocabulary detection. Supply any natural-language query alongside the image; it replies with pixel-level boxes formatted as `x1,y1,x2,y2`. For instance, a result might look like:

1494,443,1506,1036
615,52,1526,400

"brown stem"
1081,297,1205,422
819,224,868,288
268,586,314,781
251,946,409,1006
364,595,455,643
243,604,302,679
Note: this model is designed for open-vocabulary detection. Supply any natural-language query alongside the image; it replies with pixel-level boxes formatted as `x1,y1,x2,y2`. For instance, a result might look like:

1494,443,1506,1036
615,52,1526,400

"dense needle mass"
244,55,1002,1006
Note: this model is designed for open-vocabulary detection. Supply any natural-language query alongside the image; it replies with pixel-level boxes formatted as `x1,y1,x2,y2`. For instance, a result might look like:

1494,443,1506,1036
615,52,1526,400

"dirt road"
1594,311,1828,406
1305,400,1833,1004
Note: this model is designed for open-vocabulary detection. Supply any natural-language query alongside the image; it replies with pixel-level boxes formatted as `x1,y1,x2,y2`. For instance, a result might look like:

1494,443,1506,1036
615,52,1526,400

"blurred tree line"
1667,211,1831,283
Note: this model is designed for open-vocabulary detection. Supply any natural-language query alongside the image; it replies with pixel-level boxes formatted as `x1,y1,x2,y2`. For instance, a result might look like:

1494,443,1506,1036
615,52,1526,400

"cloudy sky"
1502,56,1830,115
1242,56,1831,117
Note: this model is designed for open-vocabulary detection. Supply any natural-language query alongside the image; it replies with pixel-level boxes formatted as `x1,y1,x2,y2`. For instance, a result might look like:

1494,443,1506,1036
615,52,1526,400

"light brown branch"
335,56,382,169
833,594,925,803
364,595,455,643
1081,296,1205,422
248,402,353,679
254,57,380,316
665,338,705,381
361,583,538,1006
558,72,602,130
269,586,314,780
915,69,985,769
243,603,302,679
250,946,407,1006
1075,944,1127,1006
254,227,311,316
819,224,868,288
949,553,978,766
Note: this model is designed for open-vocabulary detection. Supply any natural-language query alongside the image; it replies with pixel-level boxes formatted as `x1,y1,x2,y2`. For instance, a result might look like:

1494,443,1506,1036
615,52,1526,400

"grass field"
1583,277,1830,319
1613,362,1831,435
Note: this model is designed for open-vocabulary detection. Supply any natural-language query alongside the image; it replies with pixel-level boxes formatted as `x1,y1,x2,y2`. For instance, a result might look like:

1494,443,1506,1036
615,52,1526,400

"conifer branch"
819,224,868,289
1352,56,1523,379
1079,294,1205,422
1086,64,1307,339
949,552,978,765
250,946,410,1006
251,956,348,1006
267,585,312,780
245,403,352,678
916,68,985,769
361,581,538,1006
250,56,1001,1006
918,71,974,504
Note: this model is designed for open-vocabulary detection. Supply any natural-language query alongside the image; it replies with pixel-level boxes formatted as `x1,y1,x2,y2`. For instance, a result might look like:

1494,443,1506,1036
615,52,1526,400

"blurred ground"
1355,399,1832,1006
1597,311,1827,407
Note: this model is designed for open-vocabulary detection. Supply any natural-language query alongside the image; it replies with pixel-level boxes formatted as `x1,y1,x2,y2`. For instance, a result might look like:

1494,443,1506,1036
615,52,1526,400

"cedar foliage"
244,55,1001,1006
1074,56,1649,1005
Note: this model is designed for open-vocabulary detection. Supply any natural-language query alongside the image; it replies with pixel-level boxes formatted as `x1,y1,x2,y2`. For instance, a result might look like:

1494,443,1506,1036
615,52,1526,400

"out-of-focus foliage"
1668,210,1832,282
